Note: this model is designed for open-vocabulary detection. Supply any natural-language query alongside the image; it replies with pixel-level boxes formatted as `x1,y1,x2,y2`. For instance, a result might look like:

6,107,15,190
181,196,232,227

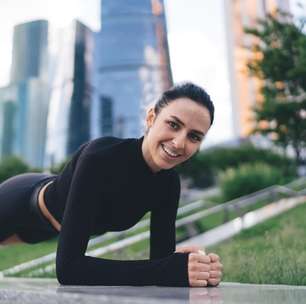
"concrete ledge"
1,278,306,303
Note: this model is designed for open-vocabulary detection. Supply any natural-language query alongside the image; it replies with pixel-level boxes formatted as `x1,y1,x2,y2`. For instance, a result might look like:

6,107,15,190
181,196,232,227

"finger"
189,253,211,264
196,264,211,272
176,245,201,253
198,249,206,255
210,262,223,271
208,253,220,262
197,254,211,264
208,278,221,286
191,280,208,287
196,272,210,280
209,271,222,279
189,262,210,273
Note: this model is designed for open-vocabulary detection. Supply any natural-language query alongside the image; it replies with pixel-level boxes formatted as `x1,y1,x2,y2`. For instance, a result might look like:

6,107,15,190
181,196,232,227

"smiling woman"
0,82,222,288
142,83,214,172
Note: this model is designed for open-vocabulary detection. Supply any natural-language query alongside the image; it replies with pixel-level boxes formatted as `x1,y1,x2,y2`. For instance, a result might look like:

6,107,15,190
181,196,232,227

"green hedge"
176,143,296,188
219,162,284,201
0,155,43,183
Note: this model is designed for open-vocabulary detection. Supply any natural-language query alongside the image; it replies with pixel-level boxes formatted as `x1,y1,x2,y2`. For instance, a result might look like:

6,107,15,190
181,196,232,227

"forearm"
56,252,190,286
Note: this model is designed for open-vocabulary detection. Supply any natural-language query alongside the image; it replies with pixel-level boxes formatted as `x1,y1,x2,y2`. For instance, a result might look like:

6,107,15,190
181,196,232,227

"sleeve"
150,172,180,260
56,153,190,287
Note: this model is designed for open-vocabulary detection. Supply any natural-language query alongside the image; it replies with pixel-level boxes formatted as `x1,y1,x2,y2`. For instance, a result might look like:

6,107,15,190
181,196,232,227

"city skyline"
0,0,305,147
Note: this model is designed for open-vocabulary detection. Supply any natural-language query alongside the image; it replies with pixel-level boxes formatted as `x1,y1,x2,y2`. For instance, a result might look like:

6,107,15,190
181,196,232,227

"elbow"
56,265,70,285
56,259,75,285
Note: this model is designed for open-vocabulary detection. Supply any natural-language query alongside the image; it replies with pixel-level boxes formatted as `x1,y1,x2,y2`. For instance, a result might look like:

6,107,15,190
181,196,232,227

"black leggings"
0,173,59,244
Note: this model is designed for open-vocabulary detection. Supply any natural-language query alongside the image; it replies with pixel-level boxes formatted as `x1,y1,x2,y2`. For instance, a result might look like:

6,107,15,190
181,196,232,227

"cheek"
185,145,199,159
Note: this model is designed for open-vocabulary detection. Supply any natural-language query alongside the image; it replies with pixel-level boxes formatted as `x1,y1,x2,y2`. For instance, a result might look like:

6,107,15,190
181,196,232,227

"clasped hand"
175,245,223,287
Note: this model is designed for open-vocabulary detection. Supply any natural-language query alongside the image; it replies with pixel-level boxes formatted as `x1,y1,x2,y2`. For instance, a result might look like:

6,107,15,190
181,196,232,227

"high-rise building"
0,20,50,168
10,20,49,84
0,86,18,159
45,20,93,167
224,0,290,138
91,0,172,139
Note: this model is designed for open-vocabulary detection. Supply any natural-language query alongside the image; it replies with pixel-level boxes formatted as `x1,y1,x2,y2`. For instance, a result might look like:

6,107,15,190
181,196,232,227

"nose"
172,133,186,151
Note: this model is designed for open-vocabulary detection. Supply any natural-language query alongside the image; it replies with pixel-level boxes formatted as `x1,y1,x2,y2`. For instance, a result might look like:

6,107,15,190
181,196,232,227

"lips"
161,143,181,158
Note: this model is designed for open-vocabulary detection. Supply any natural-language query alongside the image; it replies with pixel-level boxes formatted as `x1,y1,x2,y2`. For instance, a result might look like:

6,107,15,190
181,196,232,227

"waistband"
29,176,58,234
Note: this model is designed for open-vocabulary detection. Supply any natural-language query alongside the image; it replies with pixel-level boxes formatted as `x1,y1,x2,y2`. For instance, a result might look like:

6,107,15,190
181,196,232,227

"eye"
167,120,179,130
189,133,202,142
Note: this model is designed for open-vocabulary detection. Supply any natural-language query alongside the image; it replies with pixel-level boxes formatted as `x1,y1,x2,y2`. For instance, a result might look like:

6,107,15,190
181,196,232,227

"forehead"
160,98,211,132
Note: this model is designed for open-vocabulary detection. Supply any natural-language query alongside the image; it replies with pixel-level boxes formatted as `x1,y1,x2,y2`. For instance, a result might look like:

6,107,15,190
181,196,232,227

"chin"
158,160,178,171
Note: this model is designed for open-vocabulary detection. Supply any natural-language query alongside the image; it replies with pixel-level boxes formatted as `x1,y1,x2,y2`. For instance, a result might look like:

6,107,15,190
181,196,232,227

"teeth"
162,144,179,157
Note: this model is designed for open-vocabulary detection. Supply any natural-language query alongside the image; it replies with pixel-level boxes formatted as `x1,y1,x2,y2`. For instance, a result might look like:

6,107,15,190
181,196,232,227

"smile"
161,144,181,158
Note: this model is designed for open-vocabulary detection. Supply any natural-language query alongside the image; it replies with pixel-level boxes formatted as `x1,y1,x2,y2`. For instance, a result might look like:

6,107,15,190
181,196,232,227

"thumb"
175,245,203,254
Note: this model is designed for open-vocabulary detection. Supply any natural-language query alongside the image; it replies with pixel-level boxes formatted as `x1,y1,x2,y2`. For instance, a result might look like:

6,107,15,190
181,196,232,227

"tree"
0,156,30,183
245,10,306,166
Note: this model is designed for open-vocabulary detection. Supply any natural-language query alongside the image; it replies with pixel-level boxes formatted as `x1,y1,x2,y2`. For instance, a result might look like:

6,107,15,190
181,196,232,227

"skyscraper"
0,20,50,168
91,0,172,139
10,20,49,84
0,86,18,159
45,20,93,166
224,0,290,138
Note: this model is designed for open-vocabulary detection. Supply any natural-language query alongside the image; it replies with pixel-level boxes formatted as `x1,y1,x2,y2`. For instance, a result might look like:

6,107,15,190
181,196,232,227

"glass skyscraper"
91,0,172,139
10,20,49,84
45,20,93,167
0,20,50,168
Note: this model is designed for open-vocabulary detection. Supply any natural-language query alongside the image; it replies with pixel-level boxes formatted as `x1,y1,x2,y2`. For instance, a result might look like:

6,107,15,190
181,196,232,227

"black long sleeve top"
44,136,190,286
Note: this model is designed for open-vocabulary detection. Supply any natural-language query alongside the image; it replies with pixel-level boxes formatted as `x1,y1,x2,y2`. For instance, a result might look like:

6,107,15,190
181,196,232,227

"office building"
91,0,172,138
45,20,93,166
0,20,50,167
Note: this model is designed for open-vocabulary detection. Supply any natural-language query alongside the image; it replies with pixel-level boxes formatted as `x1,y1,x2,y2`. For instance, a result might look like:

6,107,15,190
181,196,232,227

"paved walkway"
1,278,306,303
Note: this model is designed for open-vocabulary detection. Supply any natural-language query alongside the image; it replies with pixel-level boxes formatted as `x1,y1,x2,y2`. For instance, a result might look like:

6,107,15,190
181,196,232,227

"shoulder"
80,136,136,160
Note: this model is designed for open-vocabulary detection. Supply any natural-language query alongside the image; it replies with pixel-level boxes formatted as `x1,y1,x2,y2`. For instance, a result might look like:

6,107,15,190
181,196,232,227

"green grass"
208,201,306,285
0,238,58,271
13,239,151,278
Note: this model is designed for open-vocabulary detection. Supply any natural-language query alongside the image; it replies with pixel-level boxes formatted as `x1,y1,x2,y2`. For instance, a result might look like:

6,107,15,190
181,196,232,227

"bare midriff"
38,181,61,232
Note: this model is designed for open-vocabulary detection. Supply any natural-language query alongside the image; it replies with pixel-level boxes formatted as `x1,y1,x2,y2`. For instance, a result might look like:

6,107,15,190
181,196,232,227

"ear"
145,107,156,129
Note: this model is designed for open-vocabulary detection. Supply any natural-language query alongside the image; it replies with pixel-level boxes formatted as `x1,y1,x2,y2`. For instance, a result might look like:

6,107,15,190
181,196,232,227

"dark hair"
154,82,215,126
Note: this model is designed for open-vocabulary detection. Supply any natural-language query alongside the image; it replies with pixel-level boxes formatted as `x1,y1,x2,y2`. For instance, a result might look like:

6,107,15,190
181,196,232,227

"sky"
0,0,305,145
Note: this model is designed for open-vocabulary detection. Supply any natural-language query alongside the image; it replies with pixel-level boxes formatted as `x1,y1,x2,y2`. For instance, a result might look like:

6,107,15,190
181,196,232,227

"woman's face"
142,97,211,172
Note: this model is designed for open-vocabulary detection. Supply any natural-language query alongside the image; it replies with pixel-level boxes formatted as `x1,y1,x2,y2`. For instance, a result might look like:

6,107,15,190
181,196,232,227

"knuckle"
189,253,197,262
203,272,210,279
204,256,211,263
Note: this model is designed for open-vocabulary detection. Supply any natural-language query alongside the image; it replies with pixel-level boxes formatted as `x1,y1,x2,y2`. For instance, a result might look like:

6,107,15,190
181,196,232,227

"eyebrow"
170,115,205,136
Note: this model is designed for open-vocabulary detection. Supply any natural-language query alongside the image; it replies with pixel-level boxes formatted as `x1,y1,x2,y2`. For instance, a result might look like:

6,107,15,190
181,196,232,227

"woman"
0,82,222,287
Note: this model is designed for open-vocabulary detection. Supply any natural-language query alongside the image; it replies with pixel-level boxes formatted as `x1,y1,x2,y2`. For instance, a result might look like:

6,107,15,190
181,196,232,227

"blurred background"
0,0,305,185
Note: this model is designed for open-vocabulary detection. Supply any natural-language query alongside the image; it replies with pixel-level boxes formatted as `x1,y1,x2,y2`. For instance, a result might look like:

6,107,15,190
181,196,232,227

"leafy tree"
0,156,30,183
245,10,306,166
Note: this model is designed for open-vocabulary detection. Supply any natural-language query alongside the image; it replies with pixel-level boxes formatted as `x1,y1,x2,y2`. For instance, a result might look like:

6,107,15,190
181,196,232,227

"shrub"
177,143,296,188
0,156,30,183
219,162,284,201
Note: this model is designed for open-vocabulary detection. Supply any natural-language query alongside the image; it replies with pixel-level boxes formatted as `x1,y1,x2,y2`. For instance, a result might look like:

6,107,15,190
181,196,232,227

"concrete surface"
1,278,306,304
